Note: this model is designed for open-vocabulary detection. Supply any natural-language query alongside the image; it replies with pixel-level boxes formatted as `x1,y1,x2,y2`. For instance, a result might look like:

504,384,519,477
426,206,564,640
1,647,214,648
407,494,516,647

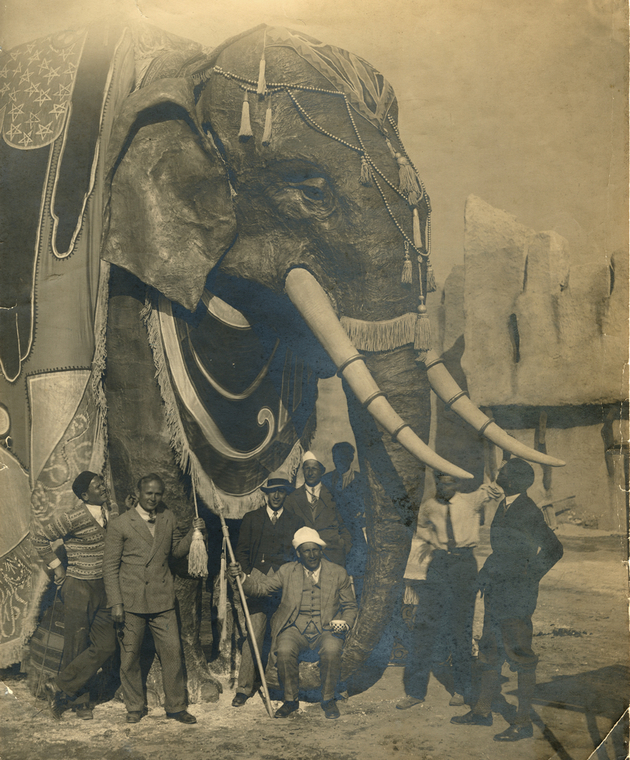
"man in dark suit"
103,473,203,725
285,451,351,567
231,477,304,707
451,458,563,742
229,527,358,719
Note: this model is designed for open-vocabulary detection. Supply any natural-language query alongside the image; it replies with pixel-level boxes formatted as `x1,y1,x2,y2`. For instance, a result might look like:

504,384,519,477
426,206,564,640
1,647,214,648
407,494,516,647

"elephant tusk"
423,350,566,467
284,268,474,479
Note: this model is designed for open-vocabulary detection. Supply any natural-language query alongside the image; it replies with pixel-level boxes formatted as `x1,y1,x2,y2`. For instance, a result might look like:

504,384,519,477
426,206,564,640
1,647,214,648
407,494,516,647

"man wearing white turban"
284,451,352,567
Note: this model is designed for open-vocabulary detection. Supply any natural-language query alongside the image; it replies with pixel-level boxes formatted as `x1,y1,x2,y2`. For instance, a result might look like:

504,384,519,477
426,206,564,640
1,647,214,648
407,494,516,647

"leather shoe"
494,724,534,742
396,695,424,710
451,710,493,726
166,710,197,724
73,706,93,720
43,679,67,720
126,711,143,724
449,693,466,707
231,693,249,707
275,700,299,718
321,699,340,719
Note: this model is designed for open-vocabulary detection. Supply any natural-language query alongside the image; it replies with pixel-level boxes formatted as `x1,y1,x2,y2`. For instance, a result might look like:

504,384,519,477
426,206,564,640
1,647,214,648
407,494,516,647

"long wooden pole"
219,514,275,718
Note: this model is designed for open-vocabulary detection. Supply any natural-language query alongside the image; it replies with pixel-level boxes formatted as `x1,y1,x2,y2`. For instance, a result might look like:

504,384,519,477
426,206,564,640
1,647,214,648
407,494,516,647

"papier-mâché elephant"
0,21,563,697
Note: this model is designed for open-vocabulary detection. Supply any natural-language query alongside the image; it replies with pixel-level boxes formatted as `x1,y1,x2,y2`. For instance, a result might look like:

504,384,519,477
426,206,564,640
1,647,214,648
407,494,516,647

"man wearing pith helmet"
229,526,357,719
284,451,352,567
231,476,304,707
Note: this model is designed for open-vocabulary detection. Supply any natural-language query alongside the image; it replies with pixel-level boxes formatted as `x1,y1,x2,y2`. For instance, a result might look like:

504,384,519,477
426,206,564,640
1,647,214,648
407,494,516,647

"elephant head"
101,24,564,681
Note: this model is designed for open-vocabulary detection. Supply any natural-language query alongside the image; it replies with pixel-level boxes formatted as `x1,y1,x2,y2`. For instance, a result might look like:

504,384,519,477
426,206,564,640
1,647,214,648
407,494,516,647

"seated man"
285,451,351,567
229,527,357,719
232,476,304,707
103,473,204,725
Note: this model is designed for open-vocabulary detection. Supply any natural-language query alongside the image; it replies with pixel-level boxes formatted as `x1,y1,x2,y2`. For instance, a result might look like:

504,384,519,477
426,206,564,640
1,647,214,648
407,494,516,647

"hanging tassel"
360,155,372,186
396,153,423,202
412,207,422,249
257,56,267,98
414,296,432,358
238,92,253,141
426,260,437,293
262,104,272,146
187,484,209,578
401,241,413,284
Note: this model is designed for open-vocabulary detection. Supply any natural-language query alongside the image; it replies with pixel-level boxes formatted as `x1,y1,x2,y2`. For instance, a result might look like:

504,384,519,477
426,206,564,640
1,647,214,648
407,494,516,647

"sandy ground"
1,523,628,760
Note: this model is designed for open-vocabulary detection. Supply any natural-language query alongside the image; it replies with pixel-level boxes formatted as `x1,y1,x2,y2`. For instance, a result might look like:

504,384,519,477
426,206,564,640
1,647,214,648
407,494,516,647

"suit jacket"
482,493,563,619
242,557,358,640
103,504,194,614
235,507,304,574
284,485,352,566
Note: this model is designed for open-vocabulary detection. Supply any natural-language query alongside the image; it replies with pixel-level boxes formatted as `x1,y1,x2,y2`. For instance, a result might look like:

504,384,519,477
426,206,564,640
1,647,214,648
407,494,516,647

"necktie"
147,512,156,524
500,498,508,516
101,507,108,530
445,501,456,550
307,488,317,505
270,511,279,525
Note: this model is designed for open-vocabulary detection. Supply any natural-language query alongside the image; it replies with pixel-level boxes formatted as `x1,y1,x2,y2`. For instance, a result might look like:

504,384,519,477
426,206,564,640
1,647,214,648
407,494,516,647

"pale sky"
1,0,626,282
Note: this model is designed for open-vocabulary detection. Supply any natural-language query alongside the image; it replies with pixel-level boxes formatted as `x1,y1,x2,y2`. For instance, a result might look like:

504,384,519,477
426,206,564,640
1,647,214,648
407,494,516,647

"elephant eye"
298,178,327,202
270,166,336,220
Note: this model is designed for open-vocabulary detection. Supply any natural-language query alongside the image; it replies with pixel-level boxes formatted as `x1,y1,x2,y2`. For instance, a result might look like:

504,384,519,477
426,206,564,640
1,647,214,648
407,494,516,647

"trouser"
275,626,343,702
56,577,117,707
474,599,538,726
119,609,186,714
403,549,477,700
237,578,280,696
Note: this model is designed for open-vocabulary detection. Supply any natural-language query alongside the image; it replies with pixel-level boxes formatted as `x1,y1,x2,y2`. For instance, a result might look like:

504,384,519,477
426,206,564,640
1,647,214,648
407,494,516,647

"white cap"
292,527,327,550
302,450,324,468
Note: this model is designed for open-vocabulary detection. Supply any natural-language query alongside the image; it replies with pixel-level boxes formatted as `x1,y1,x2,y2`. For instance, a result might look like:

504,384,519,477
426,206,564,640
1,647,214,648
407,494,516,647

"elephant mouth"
285,267,565,473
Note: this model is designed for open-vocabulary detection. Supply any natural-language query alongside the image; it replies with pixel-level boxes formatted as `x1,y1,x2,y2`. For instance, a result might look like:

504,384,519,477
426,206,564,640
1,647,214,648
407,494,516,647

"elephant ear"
102,78,236,312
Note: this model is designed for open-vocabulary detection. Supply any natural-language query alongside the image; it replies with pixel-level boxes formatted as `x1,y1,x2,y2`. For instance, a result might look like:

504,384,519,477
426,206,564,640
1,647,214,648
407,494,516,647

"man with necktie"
397,473,502,711
102,473,203,724
451,458,563,742
33,471,118,720
231,477,304,707
229,527,358,719
285,451,352,567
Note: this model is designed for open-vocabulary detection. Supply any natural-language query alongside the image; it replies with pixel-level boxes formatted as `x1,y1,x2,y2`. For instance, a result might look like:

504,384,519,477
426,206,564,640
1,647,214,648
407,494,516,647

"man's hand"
53,565,66,586
192,517,205,531
111,604,125,624
227,562,243,581
125,494,137,510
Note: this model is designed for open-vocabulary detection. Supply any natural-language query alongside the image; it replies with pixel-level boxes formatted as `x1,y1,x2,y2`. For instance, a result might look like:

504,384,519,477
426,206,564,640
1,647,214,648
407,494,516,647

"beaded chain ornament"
192,31,436,359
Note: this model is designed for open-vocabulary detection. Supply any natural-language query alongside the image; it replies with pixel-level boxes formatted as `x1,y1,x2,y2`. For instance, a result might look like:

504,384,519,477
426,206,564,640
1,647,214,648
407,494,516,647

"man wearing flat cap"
285,451,352,567
230,526,358,719
231,476,304,707
32,470,118,720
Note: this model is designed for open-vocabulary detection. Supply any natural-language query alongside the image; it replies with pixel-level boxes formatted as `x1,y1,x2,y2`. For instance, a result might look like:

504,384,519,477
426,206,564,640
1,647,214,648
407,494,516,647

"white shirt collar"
306,483,322,499
304,564,322,583
135,504,157,521
504,493,520,507
85,503,104,527
266,506,283,521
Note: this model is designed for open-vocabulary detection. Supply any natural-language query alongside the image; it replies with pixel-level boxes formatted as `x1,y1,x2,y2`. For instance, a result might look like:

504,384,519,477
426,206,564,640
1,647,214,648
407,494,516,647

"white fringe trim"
341,313,416,352
143,295,304,520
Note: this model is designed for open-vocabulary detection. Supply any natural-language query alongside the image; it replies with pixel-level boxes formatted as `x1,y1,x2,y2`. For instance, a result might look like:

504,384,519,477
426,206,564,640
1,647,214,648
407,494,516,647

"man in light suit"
229,527,358,720
284,451,352,567
103,473,203,725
